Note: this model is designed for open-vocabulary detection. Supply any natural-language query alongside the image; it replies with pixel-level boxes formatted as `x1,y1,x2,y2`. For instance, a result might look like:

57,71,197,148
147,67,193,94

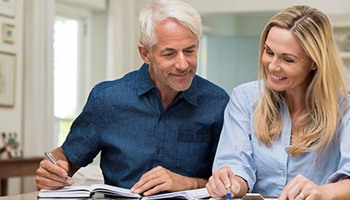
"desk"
0,157,43,196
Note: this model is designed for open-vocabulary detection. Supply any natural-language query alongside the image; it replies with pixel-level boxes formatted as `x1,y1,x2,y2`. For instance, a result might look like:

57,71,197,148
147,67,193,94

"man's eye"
184,50,195,55
164,52,175,57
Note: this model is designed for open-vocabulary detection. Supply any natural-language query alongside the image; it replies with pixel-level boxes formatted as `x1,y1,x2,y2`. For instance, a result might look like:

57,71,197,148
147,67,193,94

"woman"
206,5,350,199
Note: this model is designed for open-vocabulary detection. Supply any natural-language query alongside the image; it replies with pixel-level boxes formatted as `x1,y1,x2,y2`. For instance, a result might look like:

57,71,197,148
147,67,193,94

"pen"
226,186,231,200
44,151,71,185
44,151,57,164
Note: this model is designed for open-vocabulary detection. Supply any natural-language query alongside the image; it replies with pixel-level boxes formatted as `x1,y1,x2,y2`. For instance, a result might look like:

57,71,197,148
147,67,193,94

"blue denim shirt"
62,64,229,188
213,81,350,197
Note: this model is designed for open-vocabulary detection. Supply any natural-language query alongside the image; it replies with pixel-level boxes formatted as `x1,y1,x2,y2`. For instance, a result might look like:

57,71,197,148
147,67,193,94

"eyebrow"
264,43,299,59
161,44,198,52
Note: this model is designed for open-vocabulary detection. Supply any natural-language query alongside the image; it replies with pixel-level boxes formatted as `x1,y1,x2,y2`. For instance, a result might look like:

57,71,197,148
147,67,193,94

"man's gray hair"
138,0,202,49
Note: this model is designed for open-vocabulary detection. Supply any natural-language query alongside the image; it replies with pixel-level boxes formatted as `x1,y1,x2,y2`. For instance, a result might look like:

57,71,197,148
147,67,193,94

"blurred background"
0,0,349,195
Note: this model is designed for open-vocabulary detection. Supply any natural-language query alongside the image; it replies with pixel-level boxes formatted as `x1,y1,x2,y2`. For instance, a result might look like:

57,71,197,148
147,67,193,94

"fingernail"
65,177,72,185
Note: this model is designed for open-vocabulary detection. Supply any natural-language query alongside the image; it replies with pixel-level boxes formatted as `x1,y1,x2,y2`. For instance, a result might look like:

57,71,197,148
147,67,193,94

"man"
36,0,229,196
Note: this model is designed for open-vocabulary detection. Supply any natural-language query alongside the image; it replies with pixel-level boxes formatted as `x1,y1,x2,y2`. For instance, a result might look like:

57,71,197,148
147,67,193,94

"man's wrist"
189,177,207,189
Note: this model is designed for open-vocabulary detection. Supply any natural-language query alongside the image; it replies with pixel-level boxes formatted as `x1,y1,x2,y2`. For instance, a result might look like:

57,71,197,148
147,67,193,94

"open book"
38,184,209,199
142,188,209,200
38,184,141,198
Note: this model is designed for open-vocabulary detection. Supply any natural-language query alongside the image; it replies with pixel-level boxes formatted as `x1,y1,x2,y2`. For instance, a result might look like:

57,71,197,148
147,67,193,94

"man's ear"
138,44,151,64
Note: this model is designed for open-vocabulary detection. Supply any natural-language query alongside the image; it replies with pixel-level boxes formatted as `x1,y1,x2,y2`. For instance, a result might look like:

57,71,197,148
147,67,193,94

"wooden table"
0,157,43,196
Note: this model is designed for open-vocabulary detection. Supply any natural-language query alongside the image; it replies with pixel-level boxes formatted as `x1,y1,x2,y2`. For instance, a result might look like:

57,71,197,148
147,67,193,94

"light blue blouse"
213,81,350,197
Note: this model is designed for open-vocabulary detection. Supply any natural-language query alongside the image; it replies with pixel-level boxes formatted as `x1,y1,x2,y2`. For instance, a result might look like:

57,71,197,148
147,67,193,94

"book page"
90,184,141,198
142,188,209,200
38,186,92,198
210,198,278,200
38,184,141,198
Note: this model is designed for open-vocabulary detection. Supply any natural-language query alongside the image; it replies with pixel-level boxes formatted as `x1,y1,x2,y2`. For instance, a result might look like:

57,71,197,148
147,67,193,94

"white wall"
0,0,24,151
0,0,24,195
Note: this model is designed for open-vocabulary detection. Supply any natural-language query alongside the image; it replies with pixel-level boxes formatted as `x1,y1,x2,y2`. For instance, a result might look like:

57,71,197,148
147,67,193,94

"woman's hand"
206,166,248,198
279,174,325,200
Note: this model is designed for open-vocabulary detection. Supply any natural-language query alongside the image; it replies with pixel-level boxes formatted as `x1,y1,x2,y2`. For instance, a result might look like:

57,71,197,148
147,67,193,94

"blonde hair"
254,5,349,156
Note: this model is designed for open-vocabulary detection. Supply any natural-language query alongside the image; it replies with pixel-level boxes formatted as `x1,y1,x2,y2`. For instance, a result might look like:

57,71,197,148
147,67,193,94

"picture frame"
2,23,15,44
0,51,16,107
0,0,17,18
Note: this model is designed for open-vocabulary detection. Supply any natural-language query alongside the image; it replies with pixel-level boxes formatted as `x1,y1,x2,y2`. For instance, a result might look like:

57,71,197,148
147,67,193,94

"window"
53,17,80,146
53,4,91,146
53,1,107,147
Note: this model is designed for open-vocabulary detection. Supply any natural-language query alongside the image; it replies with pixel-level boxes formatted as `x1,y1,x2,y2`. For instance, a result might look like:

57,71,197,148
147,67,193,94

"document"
142,188,210,200
38,184,209,199
38,184,141,198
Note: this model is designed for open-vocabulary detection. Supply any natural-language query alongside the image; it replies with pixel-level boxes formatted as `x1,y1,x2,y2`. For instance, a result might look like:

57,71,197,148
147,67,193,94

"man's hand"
36,158,74,189
130,166,207,196
35,147,76,189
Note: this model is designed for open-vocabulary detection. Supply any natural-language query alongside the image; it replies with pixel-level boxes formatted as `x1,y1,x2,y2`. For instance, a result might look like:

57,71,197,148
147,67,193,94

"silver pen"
44,151,72,185
44,151,57,164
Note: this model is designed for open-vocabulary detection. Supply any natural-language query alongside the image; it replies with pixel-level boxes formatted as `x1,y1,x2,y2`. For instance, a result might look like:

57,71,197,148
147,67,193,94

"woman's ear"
311,61,317,71
138,44,151,64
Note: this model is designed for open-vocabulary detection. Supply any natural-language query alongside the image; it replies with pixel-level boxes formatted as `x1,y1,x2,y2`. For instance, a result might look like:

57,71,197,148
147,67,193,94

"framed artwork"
0,0,17,18
0,51,16,107
2,23,15,44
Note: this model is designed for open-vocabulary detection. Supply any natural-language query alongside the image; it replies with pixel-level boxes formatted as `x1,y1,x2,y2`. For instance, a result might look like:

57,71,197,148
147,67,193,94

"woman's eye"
284,58,294,63
266,49,273,55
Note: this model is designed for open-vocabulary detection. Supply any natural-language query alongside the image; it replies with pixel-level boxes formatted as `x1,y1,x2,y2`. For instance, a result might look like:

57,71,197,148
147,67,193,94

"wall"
198,12,272,93
182,0,350,15
0,0,23,150
202,36,260,94
0,0,24,195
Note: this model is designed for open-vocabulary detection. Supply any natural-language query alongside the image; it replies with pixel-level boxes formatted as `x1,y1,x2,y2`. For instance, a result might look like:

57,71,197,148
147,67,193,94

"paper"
142,188,209,200
38,184,209,200
38,184,141,198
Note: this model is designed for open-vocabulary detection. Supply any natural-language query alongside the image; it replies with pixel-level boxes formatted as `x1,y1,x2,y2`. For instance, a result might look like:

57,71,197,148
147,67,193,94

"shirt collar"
136,63,198,106
136,63,155,96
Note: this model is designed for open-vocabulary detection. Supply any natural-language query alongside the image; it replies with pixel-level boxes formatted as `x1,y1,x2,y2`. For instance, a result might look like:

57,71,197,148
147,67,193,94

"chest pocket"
174,125,212,177
176,125,211,143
